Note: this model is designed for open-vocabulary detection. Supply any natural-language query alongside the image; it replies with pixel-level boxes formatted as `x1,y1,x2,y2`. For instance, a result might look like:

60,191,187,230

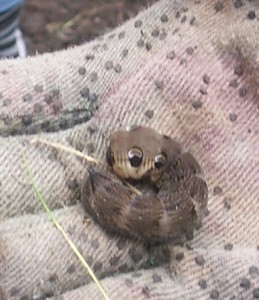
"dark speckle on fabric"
10,287,20,297
93,261,102,272
203,74,210,84
108,33,116,40
114,64,122,73
78,67,86,75
154,80,164,90
190,16,196,25
105,61,113,70
122,49,129,58
175,252,184,261
151,28,159,37
67,179,78,190
109,255,120,266
91,238,100,249
223,197,232,210
85,54,94,60
118,31,125,39
181,15,187,23
249,265,259,277
239,86,247,97
44,94,53,104
160,14,168,23
159,31,167,40
192,99,202,110
33,103,43,113
4,117,12,126
144,110,154,119
67,264,76,274
234,65,244,77
129,247,143,263
22,115,32,126
118,263,128,273
134,20,142,28
186,47,194,56
88,93,98,102
224,243,233,251
142,286,151,297
253,288,259,299
152,273,162,283
199,86,207,95
240,277,251,290
117,238,127,250
247,11,256,20
137,39,145,48
198,279,207,289
229,113,237,122
3,98,11,106
34,84,43,93
195,255,205,266
175,11,180,18
89,72,98,82
210,289,219,299
229,79,238,88
167,50,176,60
180,58,187,65
80,87,90,98
88,125,97,135
48,273,58,283
214,1,224,12
52,101,63,114
145,42,152,51
213,186,222,195
125,278,133,288
23,93,33,102
52,89,60,97
233,0,243,9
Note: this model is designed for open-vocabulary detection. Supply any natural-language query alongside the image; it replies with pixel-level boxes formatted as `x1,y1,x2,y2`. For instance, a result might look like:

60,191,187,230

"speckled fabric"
0,0,259,299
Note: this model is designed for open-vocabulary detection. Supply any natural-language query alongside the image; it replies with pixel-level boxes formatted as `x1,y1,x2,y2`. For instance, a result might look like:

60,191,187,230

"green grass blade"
22,149,109,300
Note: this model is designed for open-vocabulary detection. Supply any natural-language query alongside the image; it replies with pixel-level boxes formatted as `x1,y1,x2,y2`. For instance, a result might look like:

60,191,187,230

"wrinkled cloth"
0,0,259,299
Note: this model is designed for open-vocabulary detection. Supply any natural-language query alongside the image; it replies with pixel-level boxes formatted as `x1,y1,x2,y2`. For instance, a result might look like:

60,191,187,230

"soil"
20,0,158,56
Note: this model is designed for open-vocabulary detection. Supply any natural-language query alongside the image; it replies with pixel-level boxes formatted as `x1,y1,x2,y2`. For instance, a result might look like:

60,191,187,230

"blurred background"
20,0,158,56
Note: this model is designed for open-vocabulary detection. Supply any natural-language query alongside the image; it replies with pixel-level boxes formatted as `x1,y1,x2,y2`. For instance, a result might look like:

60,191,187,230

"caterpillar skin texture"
81,126,208,244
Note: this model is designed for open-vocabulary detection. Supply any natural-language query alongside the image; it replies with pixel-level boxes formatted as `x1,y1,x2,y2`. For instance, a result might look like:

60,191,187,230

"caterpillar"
81,125,208,244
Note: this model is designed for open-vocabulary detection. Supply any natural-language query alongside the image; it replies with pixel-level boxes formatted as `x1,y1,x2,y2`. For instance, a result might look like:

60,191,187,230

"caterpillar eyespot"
154,153,167,169
128,147,143,167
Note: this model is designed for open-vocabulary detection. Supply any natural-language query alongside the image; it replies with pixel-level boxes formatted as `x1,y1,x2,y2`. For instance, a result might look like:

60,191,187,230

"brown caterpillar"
81,125,208,244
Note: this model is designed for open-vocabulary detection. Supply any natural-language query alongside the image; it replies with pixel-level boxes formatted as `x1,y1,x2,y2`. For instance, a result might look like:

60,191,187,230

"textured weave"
0,0,259,299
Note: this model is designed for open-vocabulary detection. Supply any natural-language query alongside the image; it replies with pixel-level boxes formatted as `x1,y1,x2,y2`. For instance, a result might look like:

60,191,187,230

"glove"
0,0,259,299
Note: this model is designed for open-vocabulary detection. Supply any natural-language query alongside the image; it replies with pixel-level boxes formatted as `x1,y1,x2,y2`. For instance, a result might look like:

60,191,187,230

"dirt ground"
20,0,158,56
